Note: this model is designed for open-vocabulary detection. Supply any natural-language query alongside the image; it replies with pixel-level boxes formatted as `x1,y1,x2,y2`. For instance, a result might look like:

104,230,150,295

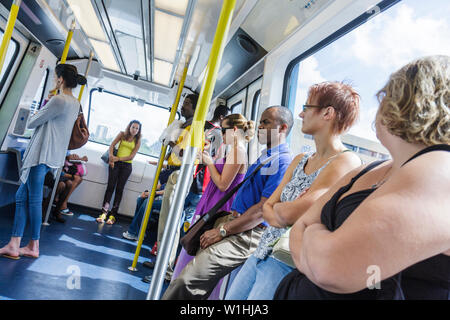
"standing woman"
97,120,142,225
171,114,255,281
0,64,86,259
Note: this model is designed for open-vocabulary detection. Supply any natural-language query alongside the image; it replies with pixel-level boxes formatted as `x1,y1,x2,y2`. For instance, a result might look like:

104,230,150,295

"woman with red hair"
225,81,362,300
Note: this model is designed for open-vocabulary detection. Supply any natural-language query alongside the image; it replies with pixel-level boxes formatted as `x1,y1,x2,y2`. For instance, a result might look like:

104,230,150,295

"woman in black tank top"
274,55,450,300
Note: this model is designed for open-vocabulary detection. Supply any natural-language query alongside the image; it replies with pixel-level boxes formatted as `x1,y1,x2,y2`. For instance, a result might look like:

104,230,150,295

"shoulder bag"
180,153,281,256
68,105,90,150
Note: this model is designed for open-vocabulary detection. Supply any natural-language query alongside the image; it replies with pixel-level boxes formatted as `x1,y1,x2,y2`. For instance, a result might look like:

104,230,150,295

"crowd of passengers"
1,55,449,300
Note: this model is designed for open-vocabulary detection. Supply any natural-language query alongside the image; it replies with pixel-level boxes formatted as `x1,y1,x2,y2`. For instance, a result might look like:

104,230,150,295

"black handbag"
101,142,120,164
180,154,280,256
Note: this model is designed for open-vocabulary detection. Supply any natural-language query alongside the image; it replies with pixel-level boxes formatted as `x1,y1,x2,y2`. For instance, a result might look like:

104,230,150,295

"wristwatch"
219,225,227,238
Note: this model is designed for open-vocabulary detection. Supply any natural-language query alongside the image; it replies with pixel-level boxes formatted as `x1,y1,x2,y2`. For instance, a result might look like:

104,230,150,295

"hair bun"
77,74,87,86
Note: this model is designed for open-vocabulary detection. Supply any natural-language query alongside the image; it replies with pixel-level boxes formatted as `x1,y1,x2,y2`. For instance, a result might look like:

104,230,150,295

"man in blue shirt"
162,106,294,300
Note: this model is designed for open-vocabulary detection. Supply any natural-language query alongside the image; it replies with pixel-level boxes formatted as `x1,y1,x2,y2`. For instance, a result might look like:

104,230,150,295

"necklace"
371,166,393,189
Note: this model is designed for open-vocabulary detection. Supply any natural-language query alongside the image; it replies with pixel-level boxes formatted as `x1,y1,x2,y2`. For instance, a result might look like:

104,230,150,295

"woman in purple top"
172,114,255,285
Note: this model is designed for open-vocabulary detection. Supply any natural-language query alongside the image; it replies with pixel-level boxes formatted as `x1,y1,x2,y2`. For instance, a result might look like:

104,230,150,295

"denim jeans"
127,196,163,237
224,255,294,300
12,164,51,240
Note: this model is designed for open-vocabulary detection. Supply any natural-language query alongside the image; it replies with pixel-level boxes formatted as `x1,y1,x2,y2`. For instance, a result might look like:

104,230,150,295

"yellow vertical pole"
147,0,237,300
0,0,22,75
128,60,190,271
189,0,236,149
78,51,94,102
60,19,76,64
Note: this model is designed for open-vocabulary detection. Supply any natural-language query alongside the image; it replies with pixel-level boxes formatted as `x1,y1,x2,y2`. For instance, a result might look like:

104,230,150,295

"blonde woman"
275,55,450,300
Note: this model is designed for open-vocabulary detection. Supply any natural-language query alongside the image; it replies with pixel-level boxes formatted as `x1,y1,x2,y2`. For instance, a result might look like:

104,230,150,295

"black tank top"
274,144,450,300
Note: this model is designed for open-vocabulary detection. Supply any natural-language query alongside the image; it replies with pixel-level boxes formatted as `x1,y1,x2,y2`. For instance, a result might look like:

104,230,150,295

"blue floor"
0,204,169,300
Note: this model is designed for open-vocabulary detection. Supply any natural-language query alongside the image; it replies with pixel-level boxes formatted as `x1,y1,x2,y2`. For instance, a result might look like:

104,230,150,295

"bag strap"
201,152,287,221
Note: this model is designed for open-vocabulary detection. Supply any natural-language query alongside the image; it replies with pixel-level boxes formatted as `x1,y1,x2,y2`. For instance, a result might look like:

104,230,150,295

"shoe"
150,242,158,256
96,213,107,223
122,231,138,241
52,212,66,223
142,275,152,283
106,215,116,225
143,260,155,269
59,208,74,216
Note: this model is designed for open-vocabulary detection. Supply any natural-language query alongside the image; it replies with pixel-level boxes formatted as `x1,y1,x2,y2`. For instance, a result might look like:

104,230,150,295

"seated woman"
225,82,362,300
275,55,450,300
43,153,87,223
122,184,165,241
171,114,255,283
97,120,142,225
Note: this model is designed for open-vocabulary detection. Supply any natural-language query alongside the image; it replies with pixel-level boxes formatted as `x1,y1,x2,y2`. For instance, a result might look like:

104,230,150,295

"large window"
0,29,20,92
284,0,450,143
88,88,176,157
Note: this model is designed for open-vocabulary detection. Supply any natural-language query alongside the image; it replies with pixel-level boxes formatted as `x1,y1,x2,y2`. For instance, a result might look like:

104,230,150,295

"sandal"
106,215,116,225
96,213,107,223
60,208,74,216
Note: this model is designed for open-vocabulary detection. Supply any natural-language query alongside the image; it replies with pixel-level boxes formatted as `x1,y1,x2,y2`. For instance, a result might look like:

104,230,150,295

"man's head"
181,93,199,119
257,106,293,147
212,105,230,123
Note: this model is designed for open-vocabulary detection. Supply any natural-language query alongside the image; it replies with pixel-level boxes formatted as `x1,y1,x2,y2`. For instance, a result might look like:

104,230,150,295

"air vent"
46,39,65,46
236,34,258,55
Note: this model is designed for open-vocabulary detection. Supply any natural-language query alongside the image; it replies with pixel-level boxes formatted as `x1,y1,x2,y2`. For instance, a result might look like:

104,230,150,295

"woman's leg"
102,165,120,212
128,196,146,236
109,163,132,216
59,175,82,211
246,257,294,300
224,255,259,300
0,182,28,258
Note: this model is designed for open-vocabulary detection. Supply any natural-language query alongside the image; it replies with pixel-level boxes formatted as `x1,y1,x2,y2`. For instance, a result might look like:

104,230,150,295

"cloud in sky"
291,1,450,142
350,3,450,72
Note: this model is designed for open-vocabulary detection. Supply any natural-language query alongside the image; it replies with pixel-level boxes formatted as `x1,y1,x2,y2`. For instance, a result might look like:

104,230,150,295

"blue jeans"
181,192,202,227
12,164,51,240
128,196,163,237
225,255,294,300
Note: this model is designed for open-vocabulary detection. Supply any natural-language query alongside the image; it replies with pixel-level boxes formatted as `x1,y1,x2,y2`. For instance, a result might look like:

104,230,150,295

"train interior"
0,0,448,300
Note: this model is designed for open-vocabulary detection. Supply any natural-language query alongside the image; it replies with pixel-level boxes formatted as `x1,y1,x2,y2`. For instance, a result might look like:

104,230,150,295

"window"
88,88,176,157
30,69,49,116
230,101,243,114
283,0,450,143
0,28,20,93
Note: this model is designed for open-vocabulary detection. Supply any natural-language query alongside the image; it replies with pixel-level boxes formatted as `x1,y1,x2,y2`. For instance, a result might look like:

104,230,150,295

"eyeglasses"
302,104,328,112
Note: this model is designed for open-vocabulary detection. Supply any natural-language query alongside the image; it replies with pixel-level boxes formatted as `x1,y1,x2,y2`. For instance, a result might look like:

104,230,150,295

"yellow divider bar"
0,0,21,75
60,19,76,64
129,61,190,271
190,0,237,149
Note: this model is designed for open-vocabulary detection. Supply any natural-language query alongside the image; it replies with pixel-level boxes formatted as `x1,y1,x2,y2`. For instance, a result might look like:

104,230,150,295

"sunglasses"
221,127,233,134
302,104,333,112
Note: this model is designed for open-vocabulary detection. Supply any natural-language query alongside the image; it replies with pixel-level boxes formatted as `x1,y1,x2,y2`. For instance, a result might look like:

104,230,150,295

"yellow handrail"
129,61,190,271
78,51,94,102
190,0,236,149
60,19,76,64
0,0,21,75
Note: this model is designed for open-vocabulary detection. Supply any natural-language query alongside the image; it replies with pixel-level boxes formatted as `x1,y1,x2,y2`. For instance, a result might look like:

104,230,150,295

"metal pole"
129,62,190,271
60,19,76,64
42,167,62,226
78,51,94,102
0,0,21,75
146,0,237,300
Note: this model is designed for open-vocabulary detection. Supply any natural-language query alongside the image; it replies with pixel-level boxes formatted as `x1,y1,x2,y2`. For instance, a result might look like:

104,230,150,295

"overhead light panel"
90,39,120,72
67,0,107,42
154,10,183,62
155,0,188,16
153,59,173,86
